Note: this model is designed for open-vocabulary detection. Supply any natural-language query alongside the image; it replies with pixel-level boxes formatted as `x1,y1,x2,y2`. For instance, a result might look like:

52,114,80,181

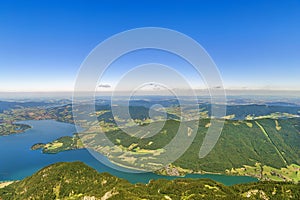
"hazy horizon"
1,89,300,99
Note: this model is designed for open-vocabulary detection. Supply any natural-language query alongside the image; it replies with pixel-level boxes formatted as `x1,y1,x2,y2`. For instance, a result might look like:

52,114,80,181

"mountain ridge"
0,162,299,200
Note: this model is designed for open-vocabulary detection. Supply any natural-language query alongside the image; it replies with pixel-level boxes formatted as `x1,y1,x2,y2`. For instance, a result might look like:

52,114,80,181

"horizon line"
1,89,300,93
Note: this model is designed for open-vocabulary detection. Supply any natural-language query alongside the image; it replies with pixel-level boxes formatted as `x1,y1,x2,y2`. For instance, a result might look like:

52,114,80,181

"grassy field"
227,163,300,183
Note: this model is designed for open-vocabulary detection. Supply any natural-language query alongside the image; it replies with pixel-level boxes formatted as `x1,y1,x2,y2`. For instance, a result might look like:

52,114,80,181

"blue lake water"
0,120,258,186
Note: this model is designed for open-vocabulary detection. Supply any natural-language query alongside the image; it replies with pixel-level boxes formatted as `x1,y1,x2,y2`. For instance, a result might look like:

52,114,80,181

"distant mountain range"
0,101,53,113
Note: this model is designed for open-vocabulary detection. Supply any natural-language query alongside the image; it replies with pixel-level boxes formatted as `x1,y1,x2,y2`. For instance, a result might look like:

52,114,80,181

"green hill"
95,118,300,180
0,162,131,200
32,118,300,182
0,162,299,199
175,118,300,172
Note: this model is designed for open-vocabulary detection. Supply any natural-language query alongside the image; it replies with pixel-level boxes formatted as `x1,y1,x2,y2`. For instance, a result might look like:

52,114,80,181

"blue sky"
0,0,299,92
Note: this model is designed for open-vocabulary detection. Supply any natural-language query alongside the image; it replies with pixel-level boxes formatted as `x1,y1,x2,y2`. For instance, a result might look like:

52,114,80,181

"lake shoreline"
0,181,16,189
1,119,258,186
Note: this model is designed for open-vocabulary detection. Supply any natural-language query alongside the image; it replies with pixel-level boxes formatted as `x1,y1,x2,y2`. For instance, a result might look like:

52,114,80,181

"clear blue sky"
0,0,299,92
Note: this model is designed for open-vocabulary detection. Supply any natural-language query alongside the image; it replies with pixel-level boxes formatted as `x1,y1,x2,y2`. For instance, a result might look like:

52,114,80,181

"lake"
0,120,258,186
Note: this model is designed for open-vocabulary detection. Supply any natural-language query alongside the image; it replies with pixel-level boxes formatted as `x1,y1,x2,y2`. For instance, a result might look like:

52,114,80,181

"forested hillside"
0,162,299,200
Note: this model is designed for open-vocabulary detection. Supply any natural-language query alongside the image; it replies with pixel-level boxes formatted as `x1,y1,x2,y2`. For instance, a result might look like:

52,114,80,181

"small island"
31,134,84,154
